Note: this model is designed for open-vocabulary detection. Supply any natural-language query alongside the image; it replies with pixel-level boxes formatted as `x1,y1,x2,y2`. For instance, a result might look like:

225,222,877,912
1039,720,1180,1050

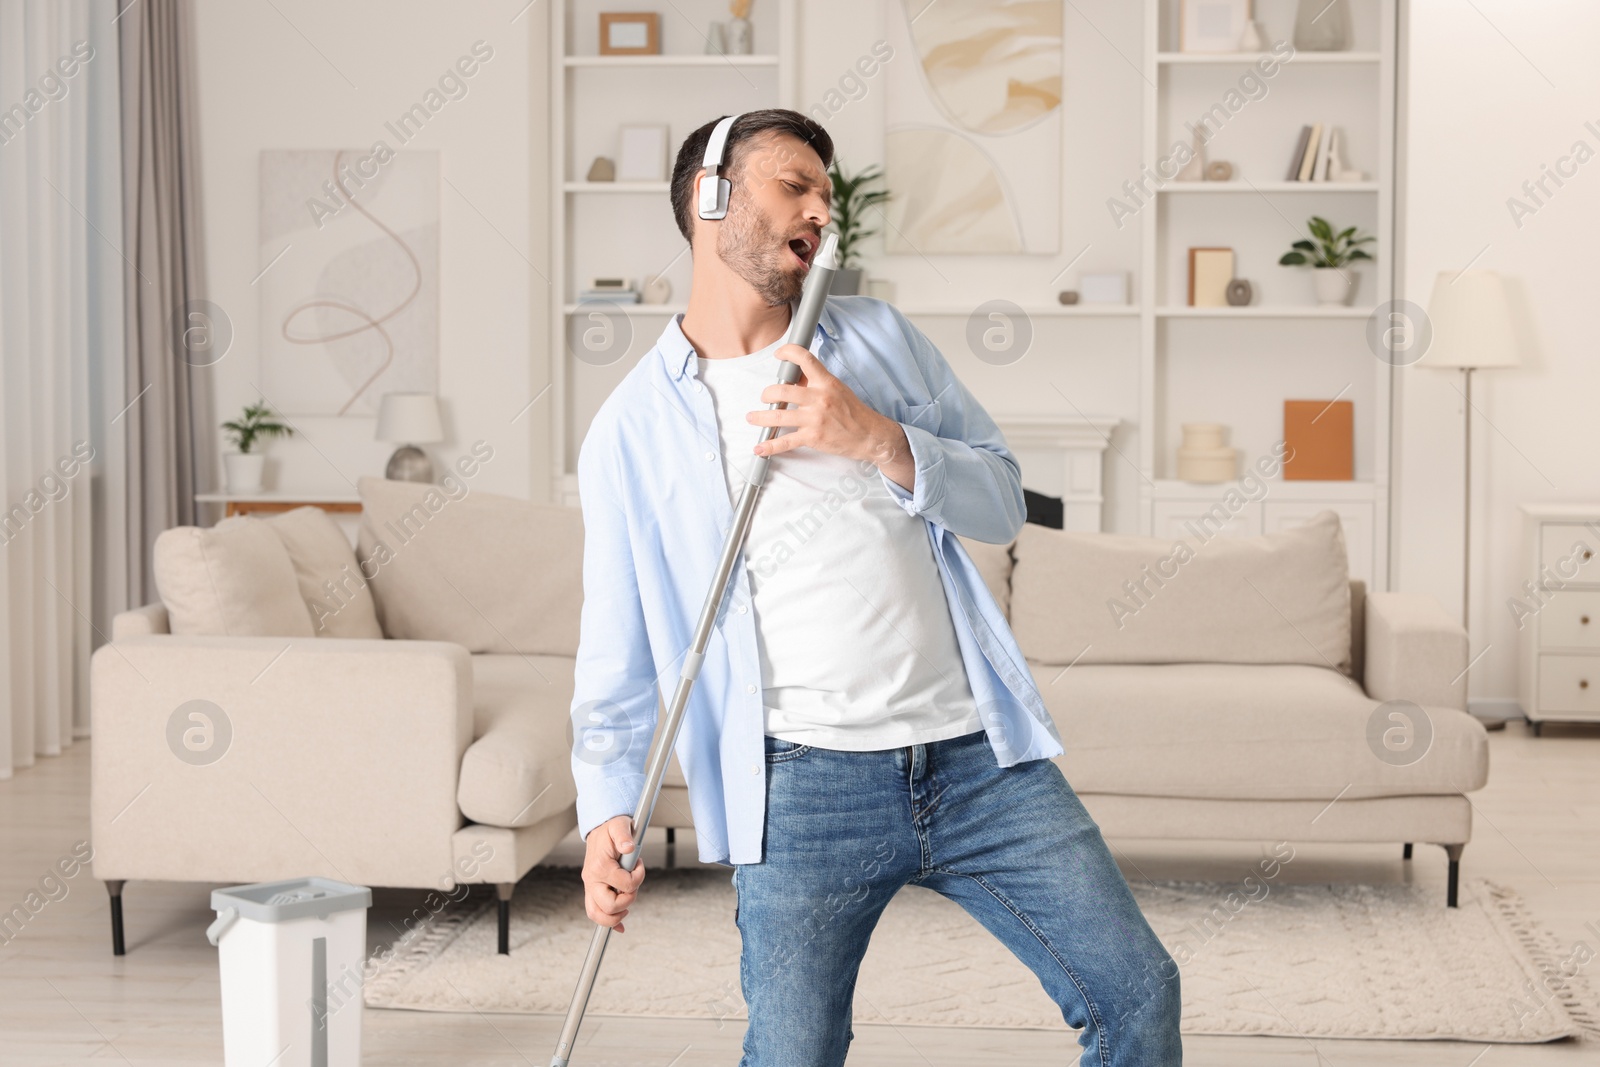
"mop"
549,232,841,1066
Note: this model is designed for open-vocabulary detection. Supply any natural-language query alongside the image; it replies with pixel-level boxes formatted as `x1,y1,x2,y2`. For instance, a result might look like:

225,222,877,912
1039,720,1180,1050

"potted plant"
825,161,891,296
1278,216,1374,306
221,399,294,492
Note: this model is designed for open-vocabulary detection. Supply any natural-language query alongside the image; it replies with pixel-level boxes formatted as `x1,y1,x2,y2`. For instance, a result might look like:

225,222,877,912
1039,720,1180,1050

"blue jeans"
732,729,1182,1066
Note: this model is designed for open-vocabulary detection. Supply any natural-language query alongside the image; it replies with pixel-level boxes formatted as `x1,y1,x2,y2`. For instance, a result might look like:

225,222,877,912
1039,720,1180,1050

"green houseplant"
826,161,891,295
1279,215,1374,306
221,399,294,492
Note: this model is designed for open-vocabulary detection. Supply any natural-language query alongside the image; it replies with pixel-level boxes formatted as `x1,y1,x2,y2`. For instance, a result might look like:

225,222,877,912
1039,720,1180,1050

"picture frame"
599,12,660,56
616,124,669,182
1180,0,1252,53
1188,247,1235,306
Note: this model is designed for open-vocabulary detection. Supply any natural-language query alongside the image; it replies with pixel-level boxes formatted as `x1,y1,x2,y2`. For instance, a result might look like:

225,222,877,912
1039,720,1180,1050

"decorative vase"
1238,19,1266,52
830,267,863,296
1313,267,1353,306
224,452,265,493
725,17,752,55
1294,0,1348,51
704,21,726,55
1176,129,1207,181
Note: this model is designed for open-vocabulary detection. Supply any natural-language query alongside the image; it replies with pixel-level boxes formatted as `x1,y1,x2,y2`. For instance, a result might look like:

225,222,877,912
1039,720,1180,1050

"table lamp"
376,393,443,483
1419,269,1521,725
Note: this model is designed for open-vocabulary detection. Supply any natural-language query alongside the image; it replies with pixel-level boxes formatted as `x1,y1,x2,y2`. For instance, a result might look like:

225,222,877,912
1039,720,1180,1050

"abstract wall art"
259,148,440,417
884,0,1063,254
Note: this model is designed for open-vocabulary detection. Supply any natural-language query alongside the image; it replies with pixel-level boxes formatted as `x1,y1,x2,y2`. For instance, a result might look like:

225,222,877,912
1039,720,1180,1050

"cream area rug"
364,867,1598,1044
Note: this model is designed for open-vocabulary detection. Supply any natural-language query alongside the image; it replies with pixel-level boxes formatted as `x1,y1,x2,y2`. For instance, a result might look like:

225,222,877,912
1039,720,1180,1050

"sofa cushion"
457,654,581,828
955,534,1014,617
152,517,314,637
1011,509,1351,672
356,476,584,655
1030,660,1488,801
265,506,383,639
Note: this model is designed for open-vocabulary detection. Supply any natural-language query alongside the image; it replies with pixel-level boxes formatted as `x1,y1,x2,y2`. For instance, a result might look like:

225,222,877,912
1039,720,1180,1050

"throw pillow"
264,506,383,639
355,475,584,655
1010,509,1352,672
152,517,315,637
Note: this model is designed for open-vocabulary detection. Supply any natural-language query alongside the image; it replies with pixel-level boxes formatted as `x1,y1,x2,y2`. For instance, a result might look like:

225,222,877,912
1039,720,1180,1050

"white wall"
190,0,549,504
1397,0,1600,703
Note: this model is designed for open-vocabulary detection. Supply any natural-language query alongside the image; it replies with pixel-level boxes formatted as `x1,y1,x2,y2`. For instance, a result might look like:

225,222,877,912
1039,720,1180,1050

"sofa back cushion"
1010,509,1352,672
265,506,384,639
153,517,315,637
954,534,1015,617
356,476,584,655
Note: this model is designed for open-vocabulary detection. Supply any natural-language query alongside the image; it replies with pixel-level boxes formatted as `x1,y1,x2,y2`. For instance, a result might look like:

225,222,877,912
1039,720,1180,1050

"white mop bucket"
207,877,372,1067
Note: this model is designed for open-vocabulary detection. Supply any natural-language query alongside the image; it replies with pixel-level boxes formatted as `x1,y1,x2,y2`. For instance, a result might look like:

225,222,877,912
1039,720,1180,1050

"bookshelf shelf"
562,54,779,67
1157,51,1380,64
1158,181,1378,193
1156,306,1376,319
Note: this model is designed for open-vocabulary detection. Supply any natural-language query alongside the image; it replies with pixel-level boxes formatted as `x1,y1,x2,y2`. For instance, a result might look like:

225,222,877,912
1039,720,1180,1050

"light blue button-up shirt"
570,294,1065,866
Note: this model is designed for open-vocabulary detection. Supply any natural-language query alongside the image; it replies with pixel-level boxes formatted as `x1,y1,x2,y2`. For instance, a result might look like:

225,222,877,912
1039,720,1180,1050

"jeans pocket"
762,735,812,763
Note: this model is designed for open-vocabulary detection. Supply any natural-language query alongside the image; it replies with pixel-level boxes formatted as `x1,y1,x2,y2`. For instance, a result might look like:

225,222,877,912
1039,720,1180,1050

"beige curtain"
116,0,215,610
0,0,120,776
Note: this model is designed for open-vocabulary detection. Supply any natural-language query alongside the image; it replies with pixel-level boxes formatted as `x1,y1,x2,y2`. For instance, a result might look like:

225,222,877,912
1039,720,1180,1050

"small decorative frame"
1179,0,1252,53
599,12,661,55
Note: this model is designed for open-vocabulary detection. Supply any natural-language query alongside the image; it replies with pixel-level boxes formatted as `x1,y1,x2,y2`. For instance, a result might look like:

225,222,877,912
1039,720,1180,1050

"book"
1312,126,1336,182
1188,247,1234,307
1283,399,1353,480
1285,125,1313,181
1297,123,1323,181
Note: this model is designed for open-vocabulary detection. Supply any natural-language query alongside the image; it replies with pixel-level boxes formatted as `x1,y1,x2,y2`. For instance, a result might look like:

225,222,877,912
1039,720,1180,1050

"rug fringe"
1480,880,1600,1041
363,890,495,1006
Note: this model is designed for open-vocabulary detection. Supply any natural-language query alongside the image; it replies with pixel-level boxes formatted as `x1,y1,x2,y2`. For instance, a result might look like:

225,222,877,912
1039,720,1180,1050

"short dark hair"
670,109,834,245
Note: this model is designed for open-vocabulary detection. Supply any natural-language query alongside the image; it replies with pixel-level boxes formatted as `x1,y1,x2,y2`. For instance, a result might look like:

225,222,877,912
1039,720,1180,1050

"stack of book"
1284,123,1356,182
578,286,640,303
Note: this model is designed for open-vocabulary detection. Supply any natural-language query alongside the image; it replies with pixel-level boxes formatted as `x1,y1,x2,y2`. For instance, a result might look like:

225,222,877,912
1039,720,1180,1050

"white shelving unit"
1137,0,1397,589
549,0,798,503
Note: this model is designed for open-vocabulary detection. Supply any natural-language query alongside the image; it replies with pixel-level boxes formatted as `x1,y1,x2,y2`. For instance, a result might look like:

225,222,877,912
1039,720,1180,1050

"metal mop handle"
550,234,839,1067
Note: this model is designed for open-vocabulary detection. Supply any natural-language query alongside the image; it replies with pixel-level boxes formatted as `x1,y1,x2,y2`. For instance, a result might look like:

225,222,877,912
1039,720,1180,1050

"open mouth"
787,233,818,268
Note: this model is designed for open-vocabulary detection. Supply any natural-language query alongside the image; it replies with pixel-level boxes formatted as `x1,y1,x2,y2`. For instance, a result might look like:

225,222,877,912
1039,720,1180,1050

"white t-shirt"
694,335,982,750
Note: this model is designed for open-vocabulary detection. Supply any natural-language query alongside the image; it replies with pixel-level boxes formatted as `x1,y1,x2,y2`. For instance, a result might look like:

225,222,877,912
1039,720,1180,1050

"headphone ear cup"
698,174,731,220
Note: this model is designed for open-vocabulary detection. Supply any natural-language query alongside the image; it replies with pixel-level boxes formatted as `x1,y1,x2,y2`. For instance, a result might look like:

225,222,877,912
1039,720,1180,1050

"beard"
716,190,804,307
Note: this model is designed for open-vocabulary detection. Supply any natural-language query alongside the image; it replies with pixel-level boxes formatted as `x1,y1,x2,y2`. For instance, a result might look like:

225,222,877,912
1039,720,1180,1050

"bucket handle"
206,906,239,946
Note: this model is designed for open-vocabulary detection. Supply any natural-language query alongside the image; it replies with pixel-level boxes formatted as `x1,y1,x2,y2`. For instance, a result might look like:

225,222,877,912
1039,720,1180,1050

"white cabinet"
1517,504,1600,731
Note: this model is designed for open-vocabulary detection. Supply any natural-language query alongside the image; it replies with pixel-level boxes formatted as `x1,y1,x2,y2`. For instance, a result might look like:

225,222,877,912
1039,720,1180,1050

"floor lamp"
1418,269,1521,727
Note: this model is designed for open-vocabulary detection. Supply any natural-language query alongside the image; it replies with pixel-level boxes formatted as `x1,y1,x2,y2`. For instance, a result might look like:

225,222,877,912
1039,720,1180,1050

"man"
570,109,1181,1066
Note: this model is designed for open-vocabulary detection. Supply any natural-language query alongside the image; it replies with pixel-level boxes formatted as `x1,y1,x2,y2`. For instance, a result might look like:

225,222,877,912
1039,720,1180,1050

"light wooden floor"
1,722,1595,1065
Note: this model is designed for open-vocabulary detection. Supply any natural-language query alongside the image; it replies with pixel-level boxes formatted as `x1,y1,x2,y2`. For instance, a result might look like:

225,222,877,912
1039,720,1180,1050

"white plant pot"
224,452,266,493
1313,268,1353,306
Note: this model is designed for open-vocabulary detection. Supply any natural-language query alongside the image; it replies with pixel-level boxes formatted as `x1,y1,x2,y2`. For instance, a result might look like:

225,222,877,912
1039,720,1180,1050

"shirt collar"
658,299,840,380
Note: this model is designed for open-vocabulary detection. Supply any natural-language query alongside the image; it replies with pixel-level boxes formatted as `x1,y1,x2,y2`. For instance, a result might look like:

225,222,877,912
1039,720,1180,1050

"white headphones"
696,112,745,220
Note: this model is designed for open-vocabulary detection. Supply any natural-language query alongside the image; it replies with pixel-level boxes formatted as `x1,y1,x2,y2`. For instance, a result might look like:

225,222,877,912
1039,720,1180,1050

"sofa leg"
1444,844,1463,908
106,880,126,956
1402,843,1413,861
665,826,676,868
496,882,514,955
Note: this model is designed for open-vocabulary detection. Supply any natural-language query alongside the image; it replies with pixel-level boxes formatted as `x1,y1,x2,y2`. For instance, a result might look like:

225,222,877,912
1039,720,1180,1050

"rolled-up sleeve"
569,421,662,842
878,307,1026,544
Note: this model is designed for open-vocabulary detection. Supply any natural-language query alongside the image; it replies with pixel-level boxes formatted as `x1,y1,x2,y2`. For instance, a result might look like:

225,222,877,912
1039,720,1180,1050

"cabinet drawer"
1538,524,1600,585
1537,655,1600,714
1540,590,1600,648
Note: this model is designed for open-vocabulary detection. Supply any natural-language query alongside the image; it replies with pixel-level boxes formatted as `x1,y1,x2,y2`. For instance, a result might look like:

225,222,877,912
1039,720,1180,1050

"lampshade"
375,393,444,443
1419,269,1520,369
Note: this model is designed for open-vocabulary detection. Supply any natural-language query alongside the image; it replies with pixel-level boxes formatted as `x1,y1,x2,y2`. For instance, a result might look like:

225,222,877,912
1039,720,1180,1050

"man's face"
711,132,832,306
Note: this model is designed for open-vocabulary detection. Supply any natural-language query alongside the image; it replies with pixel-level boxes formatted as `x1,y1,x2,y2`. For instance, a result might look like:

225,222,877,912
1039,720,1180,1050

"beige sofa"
92,482,1486,959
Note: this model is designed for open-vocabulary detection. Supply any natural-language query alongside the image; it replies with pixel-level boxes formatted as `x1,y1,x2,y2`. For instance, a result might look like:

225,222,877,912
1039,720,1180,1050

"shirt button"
746,683,757,694
750,763,760,775
737,604,748,614
705,450,716,461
